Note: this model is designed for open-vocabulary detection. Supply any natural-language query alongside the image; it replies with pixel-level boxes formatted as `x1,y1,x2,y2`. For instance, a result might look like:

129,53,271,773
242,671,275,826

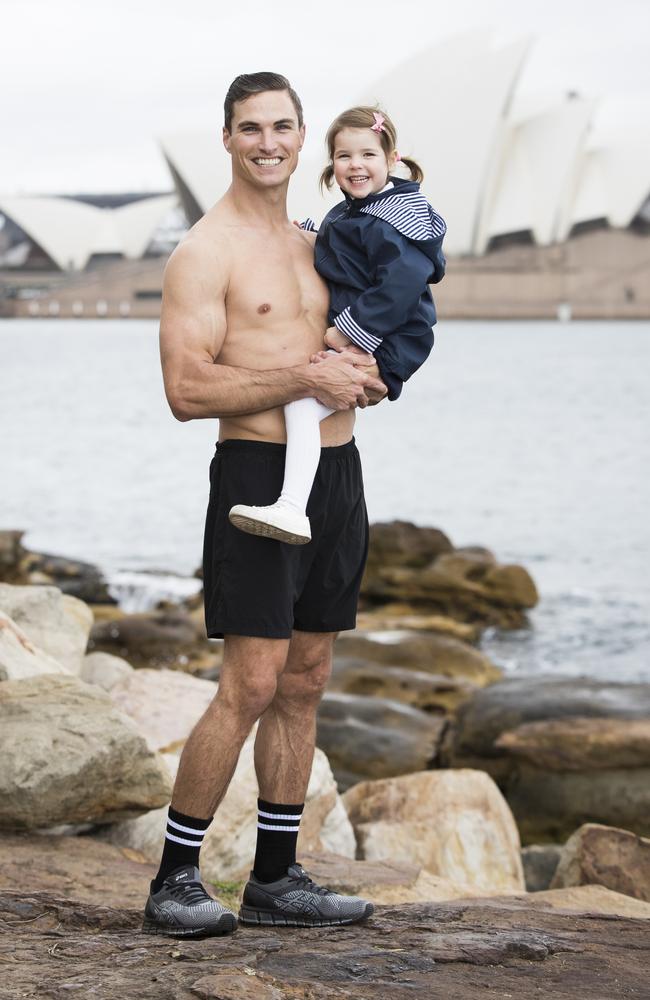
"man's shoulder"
164,218,231,289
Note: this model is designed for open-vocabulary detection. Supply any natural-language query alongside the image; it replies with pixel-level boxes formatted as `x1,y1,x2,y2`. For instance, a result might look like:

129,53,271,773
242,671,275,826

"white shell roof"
160,31,650,256
0,194,177,270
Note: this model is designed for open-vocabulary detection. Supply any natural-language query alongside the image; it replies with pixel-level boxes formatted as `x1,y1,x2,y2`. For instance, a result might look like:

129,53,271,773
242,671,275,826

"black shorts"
202,438,369,639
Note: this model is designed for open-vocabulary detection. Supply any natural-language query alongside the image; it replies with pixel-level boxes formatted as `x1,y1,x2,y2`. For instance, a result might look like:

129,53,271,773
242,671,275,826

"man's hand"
305,351,386,411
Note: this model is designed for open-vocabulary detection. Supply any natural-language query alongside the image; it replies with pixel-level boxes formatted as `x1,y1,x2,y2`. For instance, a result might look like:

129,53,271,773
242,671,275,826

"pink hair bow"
371,112,385,133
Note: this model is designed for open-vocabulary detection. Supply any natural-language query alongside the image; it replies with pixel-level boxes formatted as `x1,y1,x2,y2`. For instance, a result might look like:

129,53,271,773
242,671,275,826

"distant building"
0,192,181,272
2,30,648,318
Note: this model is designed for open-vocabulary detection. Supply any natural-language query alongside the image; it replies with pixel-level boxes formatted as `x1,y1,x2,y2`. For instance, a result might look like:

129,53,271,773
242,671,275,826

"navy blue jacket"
304,176,446,400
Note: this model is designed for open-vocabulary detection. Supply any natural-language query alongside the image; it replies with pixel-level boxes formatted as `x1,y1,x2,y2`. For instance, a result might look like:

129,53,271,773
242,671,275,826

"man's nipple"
258,303,272,315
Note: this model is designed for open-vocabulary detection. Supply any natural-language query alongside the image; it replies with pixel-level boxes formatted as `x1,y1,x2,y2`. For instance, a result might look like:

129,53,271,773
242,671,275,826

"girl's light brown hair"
319,105,423,191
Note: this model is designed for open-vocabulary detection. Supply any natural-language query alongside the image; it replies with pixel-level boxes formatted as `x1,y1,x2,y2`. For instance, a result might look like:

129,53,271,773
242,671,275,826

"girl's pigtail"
400,156,424,183
319,163,335,192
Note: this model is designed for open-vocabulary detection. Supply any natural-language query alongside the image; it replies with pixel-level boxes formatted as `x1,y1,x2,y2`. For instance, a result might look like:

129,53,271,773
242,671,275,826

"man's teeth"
255,158,281,165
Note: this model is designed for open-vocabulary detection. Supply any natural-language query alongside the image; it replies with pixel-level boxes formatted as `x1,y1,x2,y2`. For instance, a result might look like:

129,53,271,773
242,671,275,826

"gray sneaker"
142,865,237,938
239,863,374,927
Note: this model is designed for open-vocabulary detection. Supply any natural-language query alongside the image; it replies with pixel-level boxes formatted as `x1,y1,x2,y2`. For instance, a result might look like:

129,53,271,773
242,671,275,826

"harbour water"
2,319,649,680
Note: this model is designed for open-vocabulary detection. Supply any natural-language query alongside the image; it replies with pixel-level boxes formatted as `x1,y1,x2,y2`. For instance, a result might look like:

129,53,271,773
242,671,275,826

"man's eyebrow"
236,118,296,130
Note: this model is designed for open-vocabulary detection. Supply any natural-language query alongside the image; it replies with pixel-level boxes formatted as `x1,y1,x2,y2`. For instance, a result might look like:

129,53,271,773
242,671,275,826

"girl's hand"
324,326,353,351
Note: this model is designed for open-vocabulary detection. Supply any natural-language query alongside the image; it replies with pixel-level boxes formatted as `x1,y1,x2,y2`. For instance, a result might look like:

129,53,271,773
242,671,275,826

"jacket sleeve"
333,223,440,352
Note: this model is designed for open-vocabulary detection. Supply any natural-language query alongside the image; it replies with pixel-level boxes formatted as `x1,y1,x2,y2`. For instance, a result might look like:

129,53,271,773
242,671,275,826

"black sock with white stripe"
253,798,304,883
152,806,212,892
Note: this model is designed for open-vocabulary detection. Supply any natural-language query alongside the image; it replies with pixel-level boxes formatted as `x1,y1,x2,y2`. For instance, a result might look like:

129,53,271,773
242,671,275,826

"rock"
191,973,284,1000
0,530,28,583
299,851,500,904
100,739,354,881
356,604,481,641
364,520,453,573
319,796,357,858
0,611,72,681
0,831,153,909
550,823,650,901
108,667,218,752
361,527,538,628
21,549,115,604
88,607,215,670
504,884,650,920
330,657,479,714
317,692,444,788
441,676,650,841
5,884,650,998
334,631,502,685
81,651,134,691
521,844,563,892
495,716,650,771
343,769,525,894
0,583,93,674
0,675,172,830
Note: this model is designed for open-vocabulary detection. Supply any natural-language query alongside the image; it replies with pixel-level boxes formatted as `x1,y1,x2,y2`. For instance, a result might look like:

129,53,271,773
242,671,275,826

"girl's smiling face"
332,127,396,199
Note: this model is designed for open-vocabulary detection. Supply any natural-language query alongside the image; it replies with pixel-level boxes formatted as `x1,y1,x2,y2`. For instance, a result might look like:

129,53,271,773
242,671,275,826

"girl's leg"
228,396,333,544
278,397,333,513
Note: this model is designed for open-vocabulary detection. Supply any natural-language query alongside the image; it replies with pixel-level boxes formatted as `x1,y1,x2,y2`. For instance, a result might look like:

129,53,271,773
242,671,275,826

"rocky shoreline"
1,524,648,997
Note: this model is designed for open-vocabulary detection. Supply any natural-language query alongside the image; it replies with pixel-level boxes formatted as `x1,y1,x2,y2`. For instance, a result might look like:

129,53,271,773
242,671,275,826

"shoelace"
290,873,331,896
168,880,214,906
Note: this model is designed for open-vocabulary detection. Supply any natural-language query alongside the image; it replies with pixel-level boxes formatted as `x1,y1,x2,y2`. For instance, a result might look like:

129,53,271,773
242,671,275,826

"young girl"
229,105,446,544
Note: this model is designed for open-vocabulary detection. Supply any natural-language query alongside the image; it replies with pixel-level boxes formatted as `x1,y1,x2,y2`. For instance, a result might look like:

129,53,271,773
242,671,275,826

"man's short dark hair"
224,72,304,131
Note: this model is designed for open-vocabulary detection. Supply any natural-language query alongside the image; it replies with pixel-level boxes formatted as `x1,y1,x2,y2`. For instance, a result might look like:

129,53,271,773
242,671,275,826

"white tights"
277,397,334,514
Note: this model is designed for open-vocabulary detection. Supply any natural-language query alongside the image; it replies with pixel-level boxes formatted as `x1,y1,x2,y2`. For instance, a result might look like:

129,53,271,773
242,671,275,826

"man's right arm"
159,242,383,421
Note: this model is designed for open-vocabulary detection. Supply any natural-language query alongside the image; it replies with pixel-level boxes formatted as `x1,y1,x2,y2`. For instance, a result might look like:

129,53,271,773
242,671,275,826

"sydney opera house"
2,31,649,319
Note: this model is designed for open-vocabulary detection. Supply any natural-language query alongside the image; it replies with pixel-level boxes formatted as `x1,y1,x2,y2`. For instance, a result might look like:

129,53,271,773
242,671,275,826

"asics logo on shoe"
174,872,189,881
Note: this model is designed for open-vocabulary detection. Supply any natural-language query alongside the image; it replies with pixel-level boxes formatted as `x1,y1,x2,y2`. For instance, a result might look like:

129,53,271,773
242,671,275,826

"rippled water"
2,319,649,680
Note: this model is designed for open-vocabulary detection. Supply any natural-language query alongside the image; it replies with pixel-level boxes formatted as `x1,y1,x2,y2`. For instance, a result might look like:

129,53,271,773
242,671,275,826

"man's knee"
276,634,335,708
217,637,289,721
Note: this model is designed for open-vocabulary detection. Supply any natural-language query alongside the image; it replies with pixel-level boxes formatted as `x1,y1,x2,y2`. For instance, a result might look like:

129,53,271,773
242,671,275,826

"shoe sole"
238,903,374,927
142,913,237,938
229,512,311,546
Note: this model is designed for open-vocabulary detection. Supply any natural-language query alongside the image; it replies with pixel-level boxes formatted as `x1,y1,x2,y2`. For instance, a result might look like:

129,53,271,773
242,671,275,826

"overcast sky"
3,0,650,195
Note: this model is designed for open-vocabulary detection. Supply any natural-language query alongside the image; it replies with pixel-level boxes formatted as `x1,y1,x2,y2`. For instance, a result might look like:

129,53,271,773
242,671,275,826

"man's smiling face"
223,90,305,189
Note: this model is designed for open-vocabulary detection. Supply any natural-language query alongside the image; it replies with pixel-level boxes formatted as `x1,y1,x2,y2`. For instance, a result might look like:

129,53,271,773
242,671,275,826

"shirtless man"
143,72,386,938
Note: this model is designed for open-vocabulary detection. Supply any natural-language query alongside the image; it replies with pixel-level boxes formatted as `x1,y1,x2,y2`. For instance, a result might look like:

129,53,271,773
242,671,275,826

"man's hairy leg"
254,631,335,803
171,635,290,818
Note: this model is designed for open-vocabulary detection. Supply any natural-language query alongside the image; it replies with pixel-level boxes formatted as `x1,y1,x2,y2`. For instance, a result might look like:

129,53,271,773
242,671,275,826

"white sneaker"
228,503,312,545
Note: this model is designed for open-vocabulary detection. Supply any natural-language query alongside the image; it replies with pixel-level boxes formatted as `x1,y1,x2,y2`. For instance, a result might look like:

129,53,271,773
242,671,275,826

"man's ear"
222,126,231,153
298,123,306,151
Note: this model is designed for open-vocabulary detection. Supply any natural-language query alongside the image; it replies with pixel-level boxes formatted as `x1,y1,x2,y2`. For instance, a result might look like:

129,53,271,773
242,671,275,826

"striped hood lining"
359,192,446,242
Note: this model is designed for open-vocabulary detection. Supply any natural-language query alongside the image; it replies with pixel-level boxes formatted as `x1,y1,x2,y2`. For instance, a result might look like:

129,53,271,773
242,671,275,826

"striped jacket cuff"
299,217,318,232
334,307,382,352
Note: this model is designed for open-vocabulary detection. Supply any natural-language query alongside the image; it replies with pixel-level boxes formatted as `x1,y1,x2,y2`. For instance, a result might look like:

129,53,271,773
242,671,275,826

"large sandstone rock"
356,605,480,642
330,657,479,714
100,739,354,880
441,676,650,842
108,666,218,752
317,692,445,788
0,675,172,830
343,769,525,894
550,823,650,901
0,612,72,681
334,631,502,685
364,521,453,574
81,651,134,691
361,524,538,628
0,583,92,674
89,608,214,670
300,851,501,904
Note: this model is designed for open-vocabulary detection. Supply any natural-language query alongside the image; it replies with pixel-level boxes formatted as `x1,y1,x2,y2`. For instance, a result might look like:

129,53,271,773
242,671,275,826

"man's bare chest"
226,235,328,325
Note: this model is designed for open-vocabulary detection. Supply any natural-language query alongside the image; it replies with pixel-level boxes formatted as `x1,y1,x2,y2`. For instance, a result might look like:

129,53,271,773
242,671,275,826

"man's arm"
159,241,384,421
